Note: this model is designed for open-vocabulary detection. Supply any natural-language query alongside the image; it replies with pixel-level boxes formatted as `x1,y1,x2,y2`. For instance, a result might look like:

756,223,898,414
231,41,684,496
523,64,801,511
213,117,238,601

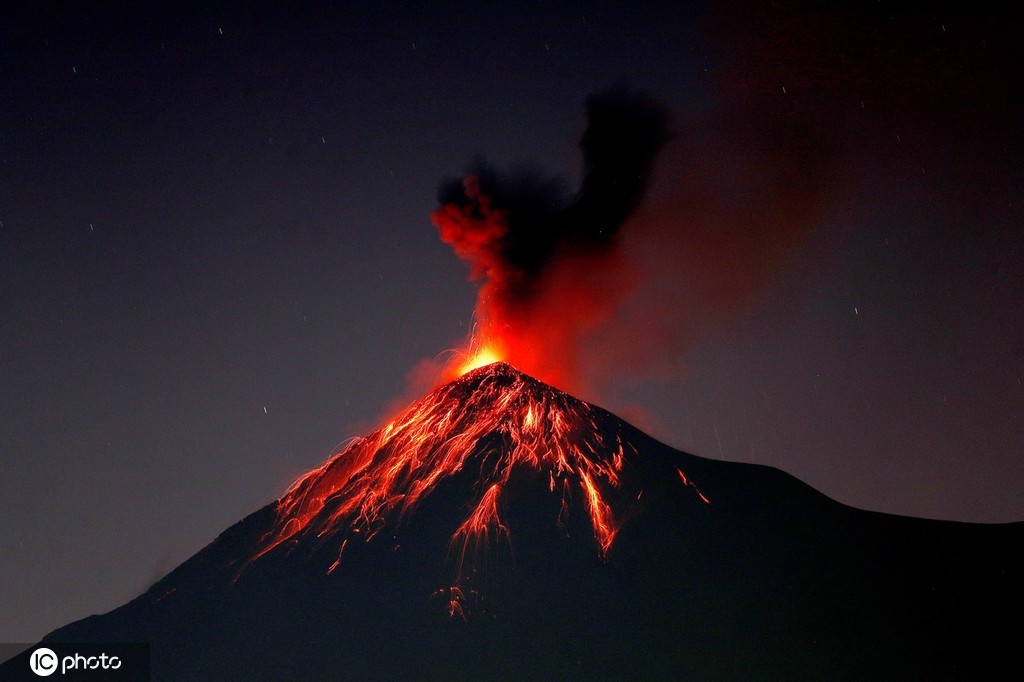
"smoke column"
431,84,671,393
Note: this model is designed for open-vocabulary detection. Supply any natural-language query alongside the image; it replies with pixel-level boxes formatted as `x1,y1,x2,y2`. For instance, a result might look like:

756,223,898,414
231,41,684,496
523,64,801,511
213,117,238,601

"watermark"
0,643,149,680
29,647,58,676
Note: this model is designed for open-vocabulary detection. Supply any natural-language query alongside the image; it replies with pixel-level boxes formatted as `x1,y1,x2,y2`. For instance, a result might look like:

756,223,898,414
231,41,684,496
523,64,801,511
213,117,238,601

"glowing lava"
252,363,624,559
453,343,505,377
247,362,706,615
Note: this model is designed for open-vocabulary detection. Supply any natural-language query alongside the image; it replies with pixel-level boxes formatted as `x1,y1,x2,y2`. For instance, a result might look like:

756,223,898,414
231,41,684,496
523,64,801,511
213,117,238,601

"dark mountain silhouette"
6,363,1022,680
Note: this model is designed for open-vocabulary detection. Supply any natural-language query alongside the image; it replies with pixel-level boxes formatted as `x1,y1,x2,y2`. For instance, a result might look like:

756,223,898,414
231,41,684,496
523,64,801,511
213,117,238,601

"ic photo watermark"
0,643,149,680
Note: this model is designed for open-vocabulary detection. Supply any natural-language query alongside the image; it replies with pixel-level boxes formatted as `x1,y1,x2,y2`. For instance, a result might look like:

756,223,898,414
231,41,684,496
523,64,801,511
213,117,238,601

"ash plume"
432,84,671,392
436,85,670,280
432,8,869,408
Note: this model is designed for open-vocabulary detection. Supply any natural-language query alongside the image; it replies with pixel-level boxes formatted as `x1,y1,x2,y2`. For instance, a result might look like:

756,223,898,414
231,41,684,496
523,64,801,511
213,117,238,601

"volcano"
8,363,1022,679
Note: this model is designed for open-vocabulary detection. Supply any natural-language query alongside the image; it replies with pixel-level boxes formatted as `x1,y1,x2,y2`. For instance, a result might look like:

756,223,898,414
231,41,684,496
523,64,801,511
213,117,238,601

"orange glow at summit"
453,343,505,377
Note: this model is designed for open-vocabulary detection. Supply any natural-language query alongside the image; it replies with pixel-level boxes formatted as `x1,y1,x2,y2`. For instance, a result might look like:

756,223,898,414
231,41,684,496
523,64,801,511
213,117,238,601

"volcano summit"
7,363,1022,679
246,361,667,593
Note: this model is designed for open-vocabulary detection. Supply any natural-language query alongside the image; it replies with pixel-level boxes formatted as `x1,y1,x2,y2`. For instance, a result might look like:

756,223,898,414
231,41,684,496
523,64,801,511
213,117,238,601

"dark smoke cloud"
426,0,1020,441
435,84,670,300
431,48,843,404
430,84,673,394
431,71,838,403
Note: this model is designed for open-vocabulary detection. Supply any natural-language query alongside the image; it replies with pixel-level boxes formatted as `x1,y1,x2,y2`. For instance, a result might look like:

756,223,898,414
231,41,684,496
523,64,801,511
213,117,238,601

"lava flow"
246,362,703,615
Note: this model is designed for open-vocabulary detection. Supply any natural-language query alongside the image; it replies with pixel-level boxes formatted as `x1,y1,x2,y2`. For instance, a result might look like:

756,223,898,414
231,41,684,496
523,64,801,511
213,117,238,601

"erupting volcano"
244,362,707,616
13,362,1020,680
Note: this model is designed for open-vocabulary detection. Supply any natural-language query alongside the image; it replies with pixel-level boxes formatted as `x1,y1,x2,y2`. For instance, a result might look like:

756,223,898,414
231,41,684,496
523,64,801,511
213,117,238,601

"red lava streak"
248,362,706,613
254,362,625,557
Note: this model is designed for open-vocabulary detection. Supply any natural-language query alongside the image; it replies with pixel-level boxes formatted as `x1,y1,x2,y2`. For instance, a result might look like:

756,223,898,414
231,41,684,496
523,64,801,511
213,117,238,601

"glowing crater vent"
247,362,695,614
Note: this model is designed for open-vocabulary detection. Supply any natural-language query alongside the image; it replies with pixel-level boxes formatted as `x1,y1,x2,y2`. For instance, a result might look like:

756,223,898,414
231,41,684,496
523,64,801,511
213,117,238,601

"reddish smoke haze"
431,85,671,395
430,74,835,407
429,2,1016,411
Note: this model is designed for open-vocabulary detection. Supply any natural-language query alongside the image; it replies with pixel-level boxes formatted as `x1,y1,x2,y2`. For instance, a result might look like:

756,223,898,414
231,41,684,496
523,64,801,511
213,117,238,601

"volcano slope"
14,363,1024,680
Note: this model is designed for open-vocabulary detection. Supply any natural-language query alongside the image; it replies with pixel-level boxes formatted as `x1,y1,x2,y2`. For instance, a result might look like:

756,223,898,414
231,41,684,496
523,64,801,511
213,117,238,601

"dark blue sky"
2,0,1021,644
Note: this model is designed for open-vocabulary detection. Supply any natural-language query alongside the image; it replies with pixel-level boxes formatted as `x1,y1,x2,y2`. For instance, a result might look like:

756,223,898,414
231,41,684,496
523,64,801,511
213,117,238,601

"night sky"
2,1,1021,645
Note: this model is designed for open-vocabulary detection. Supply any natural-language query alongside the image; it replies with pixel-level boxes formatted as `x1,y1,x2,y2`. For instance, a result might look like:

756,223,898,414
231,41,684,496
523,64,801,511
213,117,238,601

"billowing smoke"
421,0,1016,446
431,76,838,410
431,84,671,392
